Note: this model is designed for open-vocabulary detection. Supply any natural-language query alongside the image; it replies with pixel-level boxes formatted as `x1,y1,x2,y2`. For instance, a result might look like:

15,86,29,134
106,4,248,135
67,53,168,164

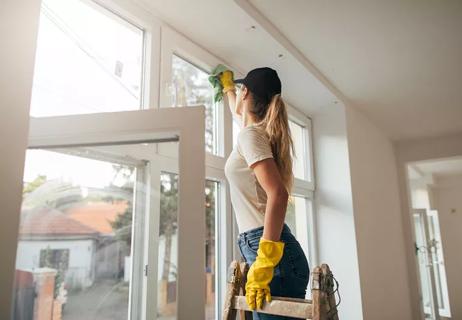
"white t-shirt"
224,124,274,234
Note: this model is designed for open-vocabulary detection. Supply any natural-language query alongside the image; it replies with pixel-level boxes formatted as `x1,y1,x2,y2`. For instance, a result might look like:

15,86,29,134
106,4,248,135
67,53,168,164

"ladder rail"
223,260,339,320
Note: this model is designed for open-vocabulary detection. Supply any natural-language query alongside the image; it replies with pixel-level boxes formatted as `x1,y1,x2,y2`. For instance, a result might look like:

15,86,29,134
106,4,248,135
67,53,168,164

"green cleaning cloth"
208,64,231,103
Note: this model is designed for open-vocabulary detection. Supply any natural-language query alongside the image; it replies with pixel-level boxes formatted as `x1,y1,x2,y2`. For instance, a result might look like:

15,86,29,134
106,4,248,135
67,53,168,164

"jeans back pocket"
285,241,310,281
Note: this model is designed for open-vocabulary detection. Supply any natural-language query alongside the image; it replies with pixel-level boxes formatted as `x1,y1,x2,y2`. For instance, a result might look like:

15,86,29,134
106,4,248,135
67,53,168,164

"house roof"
19,201,129,237
66,201,129,235
19,207,98,236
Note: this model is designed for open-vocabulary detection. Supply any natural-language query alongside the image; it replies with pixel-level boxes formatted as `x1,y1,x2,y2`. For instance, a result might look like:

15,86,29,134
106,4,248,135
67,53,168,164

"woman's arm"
251,158,289,241
225,90,243,123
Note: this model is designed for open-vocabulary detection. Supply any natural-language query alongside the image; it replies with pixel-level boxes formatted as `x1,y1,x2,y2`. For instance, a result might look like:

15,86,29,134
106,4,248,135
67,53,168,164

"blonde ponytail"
254,94,295,204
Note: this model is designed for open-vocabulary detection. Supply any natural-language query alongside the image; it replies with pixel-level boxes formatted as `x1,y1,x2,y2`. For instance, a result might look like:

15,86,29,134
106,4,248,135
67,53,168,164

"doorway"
406,159,458,319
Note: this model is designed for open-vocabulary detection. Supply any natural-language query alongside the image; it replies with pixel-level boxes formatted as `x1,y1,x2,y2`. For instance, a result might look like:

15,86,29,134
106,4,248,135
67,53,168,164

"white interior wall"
345,106,413,319
0,1,42,318
312,103,363,320
430,174,462,319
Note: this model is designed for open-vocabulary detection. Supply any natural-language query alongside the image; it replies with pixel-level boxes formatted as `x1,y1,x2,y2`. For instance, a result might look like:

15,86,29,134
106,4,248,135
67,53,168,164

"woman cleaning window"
221,67,310,320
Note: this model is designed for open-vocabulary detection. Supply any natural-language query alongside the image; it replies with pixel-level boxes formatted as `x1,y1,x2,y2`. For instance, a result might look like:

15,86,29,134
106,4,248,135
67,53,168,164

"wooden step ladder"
223,260,340,320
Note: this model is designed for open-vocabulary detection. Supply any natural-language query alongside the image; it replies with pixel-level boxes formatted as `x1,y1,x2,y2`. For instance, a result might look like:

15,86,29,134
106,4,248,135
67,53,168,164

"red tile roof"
66,201,129,235
19,207,98,236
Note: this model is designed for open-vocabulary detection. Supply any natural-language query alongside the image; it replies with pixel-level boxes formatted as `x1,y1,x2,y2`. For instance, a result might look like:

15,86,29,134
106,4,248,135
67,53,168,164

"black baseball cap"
234,67,282,102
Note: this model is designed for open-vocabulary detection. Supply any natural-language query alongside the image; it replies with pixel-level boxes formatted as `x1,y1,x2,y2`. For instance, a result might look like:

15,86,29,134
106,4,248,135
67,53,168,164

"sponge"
208,64,231,103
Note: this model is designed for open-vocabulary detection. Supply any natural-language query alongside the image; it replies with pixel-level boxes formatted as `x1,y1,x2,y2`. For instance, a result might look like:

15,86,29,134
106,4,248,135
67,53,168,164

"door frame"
28,106,206,319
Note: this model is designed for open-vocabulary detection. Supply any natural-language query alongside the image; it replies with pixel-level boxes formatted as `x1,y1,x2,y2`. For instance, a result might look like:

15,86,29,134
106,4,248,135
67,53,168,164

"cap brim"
234,78,245,84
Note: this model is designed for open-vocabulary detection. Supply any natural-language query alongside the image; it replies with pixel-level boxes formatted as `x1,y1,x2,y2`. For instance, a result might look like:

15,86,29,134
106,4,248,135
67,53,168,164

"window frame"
94,0,163,113
159,25,241,319
27,106,206,319
283,103,318,268
23,0,319,317
159,25,237,158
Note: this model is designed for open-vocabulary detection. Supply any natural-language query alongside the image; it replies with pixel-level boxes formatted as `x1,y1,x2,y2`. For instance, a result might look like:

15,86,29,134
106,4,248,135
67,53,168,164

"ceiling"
410,156,462,179
138,0,462,141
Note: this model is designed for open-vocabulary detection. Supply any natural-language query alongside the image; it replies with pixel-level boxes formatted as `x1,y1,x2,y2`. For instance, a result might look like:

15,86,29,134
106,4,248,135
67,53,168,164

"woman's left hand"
245,237,285,310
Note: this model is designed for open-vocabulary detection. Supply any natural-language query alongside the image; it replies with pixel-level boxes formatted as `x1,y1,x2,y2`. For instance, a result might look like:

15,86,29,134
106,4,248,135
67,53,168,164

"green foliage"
23,175,47,194
109,201,133,248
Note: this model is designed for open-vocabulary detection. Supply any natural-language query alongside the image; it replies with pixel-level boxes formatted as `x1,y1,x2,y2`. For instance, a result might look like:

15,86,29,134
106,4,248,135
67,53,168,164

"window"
285,196,315,259
15,1,317,317
158,171,179,317
170,54,219,154
17,148,139,319
156,173,221,320
285,196,316,299
205,180,220,320
30,0,145,117
289,119,311,181
11,0,233,316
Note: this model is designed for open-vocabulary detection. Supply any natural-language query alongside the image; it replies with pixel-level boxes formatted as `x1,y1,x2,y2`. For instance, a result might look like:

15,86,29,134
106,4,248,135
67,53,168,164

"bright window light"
30,0,144,117
171,54,218,154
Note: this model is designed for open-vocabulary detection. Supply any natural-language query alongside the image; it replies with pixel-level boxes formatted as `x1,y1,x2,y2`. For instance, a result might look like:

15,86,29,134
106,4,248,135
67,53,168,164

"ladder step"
233,295,313,319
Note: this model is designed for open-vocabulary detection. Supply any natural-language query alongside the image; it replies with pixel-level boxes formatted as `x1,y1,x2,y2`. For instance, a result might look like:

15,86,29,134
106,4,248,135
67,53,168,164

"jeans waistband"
238,223,293,241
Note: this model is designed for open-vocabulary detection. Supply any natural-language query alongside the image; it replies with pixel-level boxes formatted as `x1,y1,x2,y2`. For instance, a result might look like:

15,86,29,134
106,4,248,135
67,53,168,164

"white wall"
16,239,95,288
345,106,413,319
0,1,42,318
312,104,363,320
431,174,462,319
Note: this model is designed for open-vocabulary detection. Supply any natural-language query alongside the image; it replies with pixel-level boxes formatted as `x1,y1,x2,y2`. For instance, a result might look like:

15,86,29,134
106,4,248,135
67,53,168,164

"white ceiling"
139,0,462,141
412,156,462,178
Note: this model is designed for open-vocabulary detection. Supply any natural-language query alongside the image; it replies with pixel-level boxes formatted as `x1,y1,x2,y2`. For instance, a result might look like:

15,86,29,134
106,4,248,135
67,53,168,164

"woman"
222,67,310,320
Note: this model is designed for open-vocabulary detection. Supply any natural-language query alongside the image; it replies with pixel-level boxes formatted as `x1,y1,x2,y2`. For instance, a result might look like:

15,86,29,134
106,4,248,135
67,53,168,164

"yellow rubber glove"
219,70,235,93
245,237,285,310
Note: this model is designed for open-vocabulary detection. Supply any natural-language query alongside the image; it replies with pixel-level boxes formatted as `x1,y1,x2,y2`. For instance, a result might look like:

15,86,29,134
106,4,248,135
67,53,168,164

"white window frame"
60,0,162,115
159,25,241,319
28,0,319,317
23,1,212,318
286,104,318,268
28,107,206,319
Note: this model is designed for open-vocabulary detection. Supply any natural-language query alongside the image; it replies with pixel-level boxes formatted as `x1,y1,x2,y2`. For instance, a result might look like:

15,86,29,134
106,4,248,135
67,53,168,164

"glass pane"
31,0,144,117
16,148,139,320
288,120,307,180
413,213,432,313
285,196,309,257
427,211,451,314
285,196,312,299
205,180,219,320
158,171,179,319
170,54,219,154
157,177,219,319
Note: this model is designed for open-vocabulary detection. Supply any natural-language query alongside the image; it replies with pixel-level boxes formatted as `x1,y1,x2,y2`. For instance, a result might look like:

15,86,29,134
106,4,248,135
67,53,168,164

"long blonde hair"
250,93,295,204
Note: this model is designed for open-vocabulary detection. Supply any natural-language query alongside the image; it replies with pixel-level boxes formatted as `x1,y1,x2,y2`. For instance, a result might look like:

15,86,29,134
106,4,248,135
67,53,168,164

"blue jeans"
237,223,310,320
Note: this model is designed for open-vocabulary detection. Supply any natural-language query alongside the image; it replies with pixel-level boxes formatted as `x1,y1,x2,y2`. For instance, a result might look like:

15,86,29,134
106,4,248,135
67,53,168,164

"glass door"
412,209,451,319
16,143,162,320
13,107,206,319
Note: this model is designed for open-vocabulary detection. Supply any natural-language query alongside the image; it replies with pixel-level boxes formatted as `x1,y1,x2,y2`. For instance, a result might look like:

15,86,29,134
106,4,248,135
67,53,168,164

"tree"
109,201,133,248
172,55,217,153
159,172,178,281
205,181,216,274
108,164,135,248
22,175,83,210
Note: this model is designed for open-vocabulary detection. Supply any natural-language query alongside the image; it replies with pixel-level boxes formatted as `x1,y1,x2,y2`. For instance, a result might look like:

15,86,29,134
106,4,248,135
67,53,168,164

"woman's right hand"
219,70,235,93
